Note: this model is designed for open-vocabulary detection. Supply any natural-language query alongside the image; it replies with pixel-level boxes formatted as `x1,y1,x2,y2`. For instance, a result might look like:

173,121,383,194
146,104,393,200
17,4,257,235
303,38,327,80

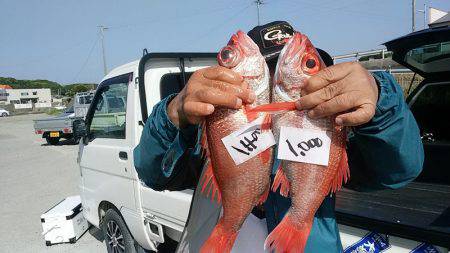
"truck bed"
335,182,450,248
33,114,76,132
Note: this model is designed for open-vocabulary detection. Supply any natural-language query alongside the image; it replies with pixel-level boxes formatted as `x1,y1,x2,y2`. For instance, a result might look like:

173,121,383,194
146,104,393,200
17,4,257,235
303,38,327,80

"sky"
1,0,449,85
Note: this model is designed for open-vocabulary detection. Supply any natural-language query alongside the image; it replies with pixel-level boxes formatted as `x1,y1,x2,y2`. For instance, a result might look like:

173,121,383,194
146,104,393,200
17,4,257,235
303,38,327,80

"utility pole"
412,0,416,32
255,0,263,26
98,25,109,75
417,4,427,29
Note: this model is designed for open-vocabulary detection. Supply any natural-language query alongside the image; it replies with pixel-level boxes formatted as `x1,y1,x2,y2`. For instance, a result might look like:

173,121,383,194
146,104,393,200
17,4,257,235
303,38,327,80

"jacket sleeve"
133,94,199,190
346,71,424,191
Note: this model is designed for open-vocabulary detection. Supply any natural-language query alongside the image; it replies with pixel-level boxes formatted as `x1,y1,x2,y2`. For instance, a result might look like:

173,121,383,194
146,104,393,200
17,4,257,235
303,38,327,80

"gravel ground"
0,114,105,253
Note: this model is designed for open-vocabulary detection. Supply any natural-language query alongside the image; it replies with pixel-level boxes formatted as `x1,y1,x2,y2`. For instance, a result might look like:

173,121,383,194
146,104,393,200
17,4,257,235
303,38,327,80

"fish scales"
266,32,349,253
200,30,273,253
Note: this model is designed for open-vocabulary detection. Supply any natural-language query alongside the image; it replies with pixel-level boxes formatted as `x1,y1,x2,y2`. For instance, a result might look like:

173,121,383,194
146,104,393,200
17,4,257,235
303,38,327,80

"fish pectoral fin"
200,121,209,156
243,105,258,122
257,186,270,205
200,163,222,204
272,166,290,197
330,149,350,193
261,113,272,131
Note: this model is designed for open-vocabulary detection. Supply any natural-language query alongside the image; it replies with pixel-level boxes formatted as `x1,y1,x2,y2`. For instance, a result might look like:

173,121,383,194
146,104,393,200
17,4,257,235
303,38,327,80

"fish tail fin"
257,185,270,205
200,220,238,253
264,215,312,253
200,163,222,203
271,165,290,197
330,149,350,193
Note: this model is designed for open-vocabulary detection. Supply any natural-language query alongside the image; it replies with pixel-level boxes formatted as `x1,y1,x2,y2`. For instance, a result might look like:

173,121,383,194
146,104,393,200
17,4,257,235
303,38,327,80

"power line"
184,3,253,45
72,35,100,83
109,3,245,31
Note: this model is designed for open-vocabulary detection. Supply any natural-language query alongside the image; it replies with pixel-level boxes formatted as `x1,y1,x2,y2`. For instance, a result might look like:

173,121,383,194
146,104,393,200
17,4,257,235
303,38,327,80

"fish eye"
305,59,316,69
218,46,240,68
302,54,320,75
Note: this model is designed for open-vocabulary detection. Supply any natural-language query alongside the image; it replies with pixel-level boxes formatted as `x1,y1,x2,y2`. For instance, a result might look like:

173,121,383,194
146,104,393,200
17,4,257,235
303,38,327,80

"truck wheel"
102,209,137,253
1,113,7,117
46,137,60,145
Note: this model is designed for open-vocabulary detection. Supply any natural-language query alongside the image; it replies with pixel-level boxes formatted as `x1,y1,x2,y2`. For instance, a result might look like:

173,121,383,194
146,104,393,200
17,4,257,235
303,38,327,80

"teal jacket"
133,71,424,252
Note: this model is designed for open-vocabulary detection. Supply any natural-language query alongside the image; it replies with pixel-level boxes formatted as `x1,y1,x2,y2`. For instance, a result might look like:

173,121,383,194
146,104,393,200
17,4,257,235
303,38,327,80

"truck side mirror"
73,119,87,141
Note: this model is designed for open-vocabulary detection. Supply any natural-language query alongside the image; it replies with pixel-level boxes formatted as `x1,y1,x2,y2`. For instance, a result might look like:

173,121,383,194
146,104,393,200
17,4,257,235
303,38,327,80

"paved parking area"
0,114,105,252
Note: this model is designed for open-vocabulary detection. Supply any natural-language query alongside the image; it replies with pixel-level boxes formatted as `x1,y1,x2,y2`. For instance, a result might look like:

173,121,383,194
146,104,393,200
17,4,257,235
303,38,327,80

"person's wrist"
372,74,381,103
167,95,181,128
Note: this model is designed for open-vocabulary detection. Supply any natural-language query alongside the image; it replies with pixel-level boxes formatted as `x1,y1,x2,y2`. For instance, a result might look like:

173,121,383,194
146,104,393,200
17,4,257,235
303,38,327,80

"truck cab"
76,53,216,252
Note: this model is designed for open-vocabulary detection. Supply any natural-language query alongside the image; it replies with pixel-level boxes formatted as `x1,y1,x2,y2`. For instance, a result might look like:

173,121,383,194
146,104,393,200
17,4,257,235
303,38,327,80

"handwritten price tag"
277,126,332,166
222,116,276,165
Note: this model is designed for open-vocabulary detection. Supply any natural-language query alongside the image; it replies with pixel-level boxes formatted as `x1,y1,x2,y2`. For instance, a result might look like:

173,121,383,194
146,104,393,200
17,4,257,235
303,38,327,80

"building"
429,8,450,28
0,88,51,105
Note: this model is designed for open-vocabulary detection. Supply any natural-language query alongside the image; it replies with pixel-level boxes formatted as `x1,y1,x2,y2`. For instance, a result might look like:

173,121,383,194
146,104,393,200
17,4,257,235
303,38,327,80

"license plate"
50,132,60,137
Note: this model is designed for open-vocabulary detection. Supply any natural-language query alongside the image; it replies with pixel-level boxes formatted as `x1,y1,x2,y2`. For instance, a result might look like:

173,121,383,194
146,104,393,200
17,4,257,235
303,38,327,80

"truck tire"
1,113,7,117
46,137,60,145
102,209,137,253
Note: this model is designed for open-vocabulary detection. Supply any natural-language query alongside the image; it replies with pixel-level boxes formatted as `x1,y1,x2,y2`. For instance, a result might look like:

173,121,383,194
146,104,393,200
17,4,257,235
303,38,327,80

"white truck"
34,91,94,145
75,43,450,252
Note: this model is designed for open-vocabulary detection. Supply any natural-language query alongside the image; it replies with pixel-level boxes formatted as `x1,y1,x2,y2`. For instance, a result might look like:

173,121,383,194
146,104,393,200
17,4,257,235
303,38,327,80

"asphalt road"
0,114,105,252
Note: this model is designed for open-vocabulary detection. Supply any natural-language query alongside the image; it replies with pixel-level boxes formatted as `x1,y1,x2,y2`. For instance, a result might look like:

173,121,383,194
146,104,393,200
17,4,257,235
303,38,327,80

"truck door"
136,54,217,241
79,73,136,225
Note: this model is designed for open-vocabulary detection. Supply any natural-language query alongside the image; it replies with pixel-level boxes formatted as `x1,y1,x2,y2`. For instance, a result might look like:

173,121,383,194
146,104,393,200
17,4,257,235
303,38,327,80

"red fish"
199,30,273,253
265,32,349,253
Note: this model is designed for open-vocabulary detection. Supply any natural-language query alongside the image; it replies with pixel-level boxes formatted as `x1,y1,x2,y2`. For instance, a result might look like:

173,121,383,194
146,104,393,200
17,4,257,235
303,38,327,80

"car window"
405,41,450,73
79,95,93,104
160,72,193,100
410,83,450,143
89,78,129,139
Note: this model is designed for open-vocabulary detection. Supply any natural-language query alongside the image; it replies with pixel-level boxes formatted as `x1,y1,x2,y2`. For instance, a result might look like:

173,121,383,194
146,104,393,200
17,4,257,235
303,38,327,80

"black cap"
247,21,294,61
247,20,334,67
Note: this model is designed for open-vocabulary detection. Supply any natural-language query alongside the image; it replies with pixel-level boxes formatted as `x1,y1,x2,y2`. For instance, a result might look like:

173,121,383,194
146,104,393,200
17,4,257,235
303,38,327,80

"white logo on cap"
264,29,292,41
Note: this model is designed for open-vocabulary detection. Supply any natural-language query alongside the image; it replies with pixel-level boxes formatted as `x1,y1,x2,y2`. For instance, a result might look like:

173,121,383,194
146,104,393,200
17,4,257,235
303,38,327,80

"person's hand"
296,62,379,126
167,66,255,128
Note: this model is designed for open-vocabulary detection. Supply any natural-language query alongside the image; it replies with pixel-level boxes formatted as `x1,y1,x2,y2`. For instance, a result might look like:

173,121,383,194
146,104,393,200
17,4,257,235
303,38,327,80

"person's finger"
206,80,255,103
335,104,375,126
183,101,215,117
296,81,345,110
303,62,355,94
307,94,354,118
203,66,243,85
195,88,242,109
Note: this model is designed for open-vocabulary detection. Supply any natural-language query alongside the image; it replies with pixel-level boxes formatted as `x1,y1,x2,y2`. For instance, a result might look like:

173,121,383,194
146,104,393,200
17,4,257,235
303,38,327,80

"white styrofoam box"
41,195,89,246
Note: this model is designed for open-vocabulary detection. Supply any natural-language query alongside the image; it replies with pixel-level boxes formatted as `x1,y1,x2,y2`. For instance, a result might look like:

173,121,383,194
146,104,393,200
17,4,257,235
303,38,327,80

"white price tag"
277,126,332,166
221,116,276,165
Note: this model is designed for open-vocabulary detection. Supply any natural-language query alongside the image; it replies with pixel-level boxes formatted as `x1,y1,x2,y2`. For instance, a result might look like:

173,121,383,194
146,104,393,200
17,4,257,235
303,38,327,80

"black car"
336,26,450,251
